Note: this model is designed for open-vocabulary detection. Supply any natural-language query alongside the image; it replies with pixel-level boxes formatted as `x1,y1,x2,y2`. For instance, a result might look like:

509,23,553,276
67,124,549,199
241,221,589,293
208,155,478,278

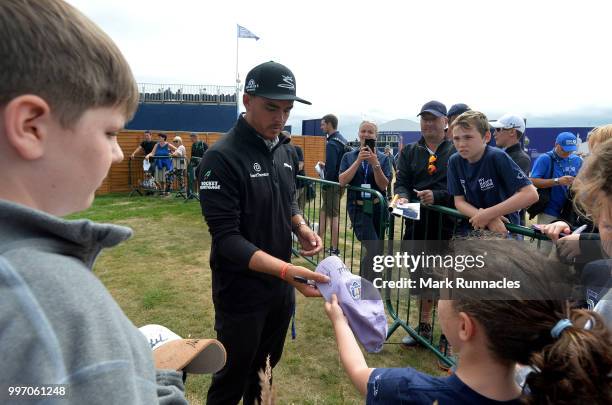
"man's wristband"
280,262,291,280
292,220,307,232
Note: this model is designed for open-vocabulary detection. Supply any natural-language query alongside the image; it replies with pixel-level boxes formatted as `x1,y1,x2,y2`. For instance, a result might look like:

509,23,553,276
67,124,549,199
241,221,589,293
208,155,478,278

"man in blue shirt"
318,114,348,255
447,111,538,233
339,121,391,281
529,132,583,224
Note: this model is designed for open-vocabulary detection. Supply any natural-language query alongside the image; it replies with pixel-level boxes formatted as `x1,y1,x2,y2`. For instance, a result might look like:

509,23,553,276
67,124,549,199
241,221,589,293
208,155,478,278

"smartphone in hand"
364,138,376,152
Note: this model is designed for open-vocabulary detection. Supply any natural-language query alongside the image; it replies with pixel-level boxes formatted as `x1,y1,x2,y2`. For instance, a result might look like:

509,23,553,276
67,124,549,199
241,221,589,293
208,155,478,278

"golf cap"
447,103,471,118
139,324,226,374
244,61,311,105
556,132,578,152
315,256,387,353
490,113,526,134
417,100,447,118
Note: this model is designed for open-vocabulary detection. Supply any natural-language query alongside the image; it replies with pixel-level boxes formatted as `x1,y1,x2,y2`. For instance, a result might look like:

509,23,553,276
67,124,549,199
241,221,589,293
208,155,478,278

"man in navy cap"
530,132,583,224
198,61,328,405
446,103,470,140
394,100,456,347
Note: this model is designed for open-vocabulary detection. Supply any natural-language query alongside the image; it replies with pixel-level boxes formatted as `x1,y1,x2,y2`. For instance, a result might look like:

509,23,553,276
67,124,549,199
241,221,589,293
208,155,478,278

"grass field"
68,193,444,404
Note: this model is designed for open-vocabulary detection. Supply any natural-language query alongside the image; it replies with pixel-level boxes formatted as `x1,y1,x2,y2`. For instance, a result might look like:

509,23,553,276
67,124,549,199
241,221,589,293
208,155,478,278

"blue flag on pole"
237,24,260,40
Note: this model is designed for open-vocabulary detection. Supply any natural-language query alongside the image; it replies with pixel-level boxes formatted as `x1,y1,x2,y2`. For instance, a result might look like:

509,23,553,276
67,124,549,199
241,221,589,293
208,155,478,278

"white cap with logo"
490,113,526,134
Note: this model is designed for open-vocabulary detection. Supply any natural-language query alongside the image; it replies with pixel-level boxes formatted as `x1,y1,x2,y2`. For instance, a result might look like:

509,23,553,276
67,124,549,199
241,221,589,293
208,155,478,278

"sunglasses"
427,155,437,175
495,125,521,132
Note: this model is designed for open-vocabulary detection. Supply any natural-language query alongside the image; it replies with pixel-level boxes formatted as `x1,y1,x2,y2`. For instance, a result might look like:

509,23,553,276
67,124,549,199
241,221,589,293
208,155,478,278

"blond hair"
451,110,490,137
0,0,139,127
359,120,378,133
173,136,183,144
573,138,612,221
587,124,612,151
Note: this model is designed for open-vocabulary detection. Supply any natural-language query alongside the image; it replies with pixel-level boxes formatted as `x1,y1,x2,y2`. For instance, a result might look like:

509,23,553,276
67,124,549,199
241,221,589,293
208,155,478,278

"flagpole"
235,25,240,118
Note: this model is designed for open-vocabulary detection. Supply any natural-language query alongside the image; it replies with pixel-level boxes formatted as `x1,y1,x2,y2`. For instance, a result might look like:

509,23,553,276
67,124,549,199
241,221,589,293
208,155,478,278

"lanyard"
361,161,369,181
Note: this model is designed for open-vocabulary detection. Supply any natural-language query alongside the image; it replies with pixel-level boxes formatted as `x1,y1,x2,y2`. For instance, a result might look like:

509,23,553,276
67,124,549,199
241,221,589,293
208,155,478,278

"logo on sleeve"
200,169,221,190
283,162,292,170
200,180,221,190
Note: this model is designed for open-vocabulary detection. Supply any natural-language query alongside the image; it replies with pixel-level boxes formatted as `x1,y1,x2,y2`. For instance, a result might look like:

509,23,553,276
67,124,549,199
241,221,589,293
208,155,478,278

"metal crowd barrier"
292,177,388,277
295,175,550,368
128,156,189,199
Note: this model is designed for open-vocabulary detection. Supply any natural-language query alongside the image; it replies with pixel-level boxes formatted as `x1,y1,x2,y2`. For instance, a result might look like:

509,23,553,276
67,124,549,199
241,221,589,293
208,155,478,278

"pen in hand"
559,224,588,238
293,276,318,288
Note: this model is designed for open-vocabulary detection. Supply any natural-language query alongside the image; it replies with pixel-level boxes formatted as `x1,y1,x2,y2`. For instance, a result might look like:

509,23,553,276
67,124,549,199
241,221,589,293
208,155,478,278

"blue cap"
418,100,447,118
447,103,470,117
556,132,578,152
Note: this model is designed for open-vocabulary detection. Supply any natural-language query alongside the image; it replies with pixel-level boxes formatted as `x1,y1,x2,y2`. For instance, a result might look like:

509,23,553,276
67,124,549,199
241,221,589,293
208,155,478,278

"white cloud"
68,0,612,130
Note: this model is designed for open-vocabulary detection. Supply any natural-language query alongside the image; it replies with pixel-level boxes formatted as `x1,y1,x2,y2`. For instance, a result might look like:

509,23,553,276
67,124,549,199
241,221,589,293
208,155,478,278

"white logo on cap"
565,139,577,145
349,279,361,300
253,163,261,172
277,75,295,89
245,79,258,92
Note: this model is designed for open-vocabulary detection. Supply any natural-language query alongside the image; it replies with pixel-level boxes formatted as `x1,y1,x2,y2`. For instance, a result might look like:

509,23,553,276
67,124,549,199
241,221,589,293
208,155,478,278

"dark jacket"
189,140,208,166
504,143,531,176
324,131,348,182
394,137,456,206
197,115,300,311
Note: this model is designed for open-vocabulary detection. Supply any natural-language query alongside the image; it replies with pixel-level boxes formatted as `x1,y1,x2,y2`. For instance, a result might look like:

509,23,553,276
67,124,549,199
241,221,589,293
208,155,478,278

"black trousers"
403,208,454,241
206,291,294,405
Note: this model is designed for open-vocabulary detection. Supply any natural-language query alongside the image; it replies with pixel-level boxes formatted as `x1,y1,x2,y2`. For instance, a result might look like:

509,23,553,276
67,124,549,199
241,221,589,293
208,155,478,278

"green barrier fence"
296,175,551,369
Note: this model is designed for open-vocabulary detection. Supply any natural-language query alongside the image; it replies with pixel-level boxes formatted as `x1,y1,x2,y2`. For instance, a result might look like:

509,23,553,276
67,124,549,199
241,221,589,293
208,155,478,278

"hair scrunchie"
551,318,572,339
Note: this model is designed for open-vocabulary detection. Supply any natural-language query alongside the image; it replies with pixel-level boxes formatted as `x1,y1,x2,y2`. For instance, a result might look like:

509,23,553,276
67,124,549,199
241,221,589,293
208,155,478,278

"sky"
68,0,612,137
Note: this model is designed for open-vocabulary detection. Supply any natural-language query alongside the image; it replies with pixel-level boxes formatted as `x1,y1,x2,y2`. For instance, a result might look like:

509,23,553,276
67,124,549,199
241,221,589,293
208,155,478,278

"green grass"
68,193,444,404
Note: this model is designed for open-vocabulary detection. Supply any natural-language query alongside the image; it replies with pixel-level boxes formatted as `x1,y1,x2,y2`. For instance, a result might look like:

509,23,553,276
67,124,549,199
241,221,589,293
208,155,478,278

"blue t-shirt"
155,143,173,170
340,150,391,203
530,151,582,217
367,367,521,405
447,146,532,225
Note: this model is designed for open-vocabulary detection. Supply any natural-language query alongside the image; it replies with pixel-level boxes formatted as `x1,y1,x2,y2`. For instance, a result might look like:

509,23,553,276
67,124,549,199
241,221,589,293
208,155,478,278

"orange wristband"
279,263,290,280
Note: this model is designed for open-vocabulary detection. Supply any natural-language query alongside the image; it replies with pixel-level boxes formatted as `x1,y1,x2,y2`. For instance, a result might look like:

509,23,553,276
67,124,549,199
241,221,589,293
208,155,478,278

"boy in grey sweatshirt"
0,0,187,403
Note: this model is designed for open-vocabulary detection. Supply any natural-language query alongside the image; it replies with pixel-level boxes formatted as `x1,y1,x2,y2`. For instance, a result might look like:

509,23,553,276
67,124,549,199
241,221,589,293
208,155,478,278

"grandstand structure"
126,83,238,133
137,83,237,104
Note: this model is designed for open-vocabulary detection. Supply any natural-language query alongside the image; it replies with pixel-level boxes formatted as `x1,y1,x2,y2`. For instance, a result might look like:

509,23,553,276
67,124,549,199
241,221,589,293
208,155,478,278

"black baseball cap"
417,100,447,117
244,61,311,105
447,103,470,117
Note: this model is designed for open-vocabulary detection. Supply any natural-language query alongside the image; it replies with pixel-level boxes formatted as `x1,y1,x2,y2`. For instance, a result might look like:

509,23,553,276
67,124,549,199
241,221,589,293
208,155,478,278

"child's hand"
325,294,347,324
539,221,571,242
486,217,509,234
470,208,495,230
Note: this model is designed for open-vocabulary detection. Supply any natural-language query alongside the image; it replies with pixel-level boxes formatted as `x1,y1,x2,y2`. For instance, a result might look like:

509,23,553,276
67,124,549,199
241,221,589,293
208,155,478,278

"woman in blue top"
325,239,611,404
146,133,176,194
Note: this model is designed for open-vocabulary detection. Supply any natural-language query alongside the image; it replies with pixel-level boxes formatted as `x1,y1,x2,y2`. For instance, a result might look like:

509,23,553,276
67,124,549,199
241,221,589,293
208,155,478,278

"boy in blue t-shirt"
447,111,538,233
